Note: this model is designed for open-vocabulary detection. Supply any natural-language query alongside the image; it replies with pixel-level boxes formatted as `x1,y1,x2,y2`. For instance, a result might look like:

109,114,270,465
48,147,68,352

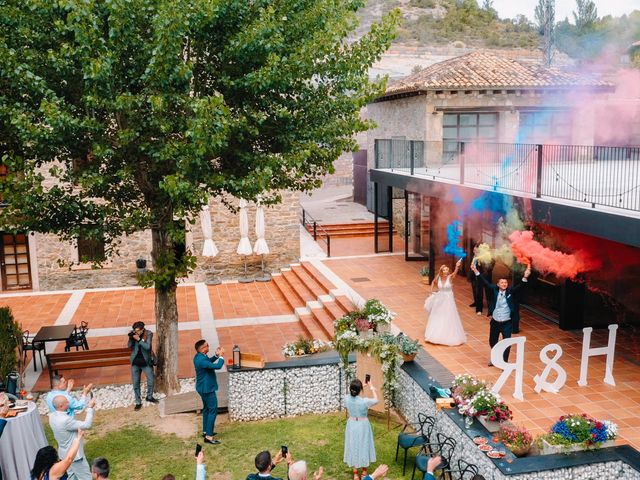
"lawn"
44,411,410,479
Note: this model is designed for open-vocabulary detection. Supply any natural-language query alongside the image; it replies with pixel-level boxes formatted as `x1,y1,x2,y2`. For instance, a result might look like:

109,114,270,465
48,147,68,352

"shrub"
0,307,21,380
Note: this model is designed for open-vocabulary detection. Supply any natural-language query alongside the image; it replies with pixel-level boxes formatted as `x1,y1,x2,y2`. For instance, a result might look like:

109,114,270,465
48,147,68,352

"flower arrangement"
497,424,533,457
333,300,400,409
538,414,618,451
395,335,420,356
452,373,487,403
419,266,430,277
282,336,332,358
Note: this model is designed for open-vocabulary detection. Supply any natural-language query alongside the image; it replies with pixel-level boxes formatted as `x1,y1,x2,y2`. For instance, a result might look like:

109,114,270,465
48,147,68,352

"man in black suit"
471,262,530,366
468,243,494,316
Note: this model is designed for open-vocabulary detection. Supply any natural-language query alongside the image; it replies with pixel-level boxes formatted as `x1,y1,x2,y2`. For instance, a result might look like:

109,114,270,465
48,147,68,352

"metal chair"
413,433,456,480
65,321,89,352
395,413,436,475
21,330,45,371
448,459,481,480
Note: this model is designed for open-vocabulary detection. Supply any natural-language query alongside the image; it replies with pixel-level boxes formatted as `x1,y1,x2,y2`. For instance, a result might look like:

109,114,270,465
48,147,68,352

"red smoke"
508,230,601,279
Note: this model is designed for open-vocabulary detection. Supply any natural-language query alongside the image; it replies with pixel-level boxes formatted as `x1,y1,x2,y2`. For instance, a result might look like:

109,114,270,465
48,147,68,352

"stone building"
364,50,640,330
0,192,301,292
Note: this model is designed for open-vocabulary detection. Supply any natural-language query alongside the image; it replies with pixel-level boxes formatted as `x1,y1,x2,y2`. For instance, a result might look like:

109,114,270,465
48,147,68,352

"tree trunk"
151,227,181,394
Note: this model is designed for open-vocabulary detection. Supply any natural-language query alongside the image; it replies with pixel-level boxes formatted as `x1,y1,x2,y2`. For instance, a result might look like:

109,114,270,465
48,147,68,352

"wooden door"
1,233,32,290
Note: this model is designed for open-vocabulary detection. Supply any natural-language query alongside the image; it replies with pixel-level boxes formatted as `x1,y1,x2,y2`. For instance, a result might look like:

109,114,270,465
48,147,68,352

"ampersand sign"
533,343,567,394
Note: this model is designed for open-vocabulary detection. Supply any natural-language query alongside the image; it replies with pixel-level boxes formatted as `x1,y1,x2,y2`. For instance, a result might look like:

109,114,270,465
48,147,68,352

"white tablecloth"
0,402,48,480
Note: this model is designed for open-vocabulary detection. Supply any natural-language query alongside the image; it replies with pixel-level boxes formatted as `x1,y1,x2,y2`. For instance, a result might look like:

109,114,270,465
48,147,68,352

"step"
309,307,335,339
298,313,331,342
272,274,306,310
334,295,356,314
323,300,348,321
291,265,327,298
281,270,316,304
300,262,335,294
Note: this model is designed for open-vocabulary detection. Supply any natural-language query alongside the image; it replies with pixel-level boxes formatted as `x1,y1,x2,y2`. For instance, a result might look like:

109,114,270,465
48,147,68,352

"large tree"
0,0,397,392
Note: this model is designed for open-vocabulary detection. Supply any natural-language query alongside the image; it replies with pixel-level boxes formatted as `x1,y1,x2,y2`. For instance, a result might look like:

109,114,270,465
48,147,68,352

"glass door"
405,192,429,260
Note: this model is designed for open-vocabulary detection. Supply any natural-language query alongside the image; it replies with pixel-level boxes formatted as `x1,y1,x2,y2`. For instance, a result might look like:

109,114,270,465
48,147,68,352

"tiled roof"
380,50,612,99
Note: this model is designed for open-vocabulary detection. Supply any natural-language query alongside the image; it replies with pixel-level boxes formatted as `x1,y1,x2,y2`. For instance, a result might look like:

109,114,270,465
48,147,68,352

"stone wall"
34,192,301,290
228,364,343,421
395,367,640,480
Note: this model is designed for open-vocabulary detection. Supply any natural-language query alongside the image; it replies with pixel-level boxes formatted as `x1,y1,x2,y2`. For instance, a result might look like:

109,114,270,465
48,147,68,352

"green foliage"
419,266,430,276
573,0,598,32
395,334,419,355
397,0,538,48
47,412,408,479
409,0,436,7
0,307,21,380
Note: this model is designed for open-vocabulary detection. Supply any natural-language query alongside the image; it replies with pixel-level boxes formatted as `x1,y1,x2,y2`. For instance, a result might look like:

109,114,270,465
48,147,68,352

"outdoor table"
0,402,48,479
33,324,77,355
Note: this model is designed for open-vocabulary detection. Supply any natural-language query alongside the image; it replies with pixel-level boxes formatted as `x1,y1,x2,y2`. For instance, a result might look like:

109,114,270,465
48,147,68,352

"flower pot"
420,276,430,285
478,415,501,433
357,329,374,339
402,353,417,362
506,443,531,457
541,438,616,455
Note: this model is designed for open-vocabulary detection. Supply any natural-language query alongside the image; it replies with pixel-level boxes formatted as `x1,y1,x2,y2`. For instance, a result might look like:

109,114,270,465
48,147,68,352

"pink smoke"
508,230,601,279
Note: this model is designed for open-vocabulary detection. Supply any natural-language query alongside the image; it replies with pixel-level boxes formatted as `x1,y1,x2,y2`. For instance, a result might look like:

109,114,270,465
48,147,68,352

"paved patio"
1,243,638,451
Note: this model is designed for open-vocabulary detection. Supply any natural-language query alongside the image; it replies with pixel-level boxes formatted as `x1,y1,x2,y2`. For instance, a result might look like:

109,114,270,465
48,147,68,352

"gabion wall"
395,368,640,480
228,364,343,421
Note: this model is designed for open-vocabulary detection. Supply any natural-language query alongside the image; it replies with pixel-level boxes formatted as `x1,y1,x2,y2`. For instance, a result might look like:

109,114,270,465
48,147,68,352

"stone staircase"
272,262,356,341
305,221,394,238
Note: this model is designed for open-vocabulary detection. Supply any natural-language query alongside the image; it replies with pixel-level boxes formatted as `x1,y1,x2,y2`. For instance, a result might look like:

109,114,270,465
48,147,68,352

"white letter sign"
578,324,618,387
491,337,526,401
534,344,567,394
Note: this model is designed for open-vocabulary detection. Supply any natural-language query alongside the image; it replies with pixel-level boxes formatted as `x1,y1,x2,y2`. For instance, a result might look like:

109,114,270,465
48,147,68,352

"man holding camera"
193,339,225,444
128,321,158,410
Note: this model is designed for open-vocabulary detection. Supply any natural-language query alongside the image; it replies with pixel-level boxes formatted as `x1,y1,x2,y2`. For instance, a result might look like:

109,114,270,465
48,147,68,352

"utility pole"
543,0,555,67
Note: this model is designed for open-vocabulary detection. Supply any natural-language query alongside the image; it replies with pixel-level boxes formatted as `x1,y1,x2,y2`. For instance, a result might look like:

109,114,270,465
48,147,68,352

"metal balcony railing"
374,139,640,213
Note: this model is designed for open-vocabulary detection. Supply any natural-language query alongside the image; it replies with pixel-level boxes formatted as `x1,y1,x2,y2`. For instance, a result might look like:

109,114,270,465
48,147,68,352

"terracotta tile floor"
0,294,71,333
320,234,405,257
217,322,308,361
71,286,198,328
208,282,292,319
322,255,640,451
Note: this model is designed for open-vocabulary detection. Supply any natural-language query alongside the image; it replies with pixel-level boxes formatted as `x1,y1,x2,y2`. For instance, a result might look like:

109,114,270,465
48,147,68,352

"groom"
470,262,530,366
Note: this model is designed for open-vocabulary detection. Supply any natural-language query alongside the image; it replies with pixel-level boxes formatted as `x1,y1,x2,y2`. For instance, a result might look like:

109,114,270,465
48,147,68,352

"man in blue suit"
193,339,225,445
472,262,530,365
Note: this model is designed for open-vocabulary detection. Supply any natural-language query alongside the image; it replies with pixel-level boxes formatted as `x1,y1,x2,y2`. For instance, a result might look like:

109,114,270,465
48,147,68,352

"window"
519,111,572,144
443,113,498,160
77,234,106,263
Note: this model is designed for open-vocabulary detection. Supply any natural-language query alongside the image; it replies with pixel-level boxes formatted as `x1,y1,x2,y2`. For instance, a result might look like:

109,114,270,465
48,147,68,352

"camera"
128,331,136,338
281,445,288,457
365,374,371,384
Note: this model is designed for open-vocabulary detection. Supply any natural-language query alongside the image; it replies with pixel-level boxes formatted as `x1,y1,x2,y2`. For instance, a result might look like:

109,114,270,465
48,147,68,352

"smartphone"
365,374,371,384
281,445,288,457
195,443,202,457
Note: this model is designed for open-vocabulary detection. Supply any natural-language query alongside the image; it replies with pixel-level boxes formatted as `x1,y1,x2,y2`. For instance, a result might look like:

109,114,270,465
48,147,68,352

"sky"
491,0,640,22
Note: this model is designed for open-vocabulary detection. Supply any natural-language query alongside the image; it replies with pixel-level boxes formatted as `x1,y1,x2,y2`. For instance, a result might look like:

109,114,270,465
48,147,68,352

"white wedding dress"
424,275,467,346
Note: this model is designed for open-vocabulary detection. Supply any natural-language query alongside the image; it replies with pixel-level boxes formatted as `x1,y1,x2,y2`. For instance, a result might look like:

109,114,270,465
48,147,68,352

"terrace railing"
374,139,640,213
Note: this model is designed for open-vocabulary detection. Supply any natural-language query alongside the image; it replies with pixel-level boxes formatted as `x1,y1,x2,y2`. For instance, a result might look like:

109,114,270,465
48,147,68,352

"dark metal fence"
374,139,640,213
301,209,331,257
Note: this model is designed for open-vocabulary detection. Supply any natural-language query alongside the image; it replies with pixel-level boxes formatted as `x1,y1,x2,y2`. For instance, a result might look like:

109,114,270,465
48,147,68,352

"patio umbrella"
253,202,271,282
199,205,221,285
236,199,254,282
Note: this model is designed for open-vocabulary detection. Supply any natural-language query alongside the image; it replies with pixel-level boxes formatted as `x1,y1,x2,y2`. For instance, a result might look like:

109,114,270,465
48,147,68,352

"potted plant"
395,335,420,362
497,424,533,457
0,307,21,388
457,389,512,433
419,266,430,285
537,414,617,454
282,336,332,358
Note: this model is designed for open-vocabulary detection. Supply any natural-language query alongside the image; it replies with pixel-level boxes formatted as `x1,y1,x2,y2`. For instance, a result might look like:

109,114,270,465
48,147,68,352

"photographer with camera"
128,321,158,410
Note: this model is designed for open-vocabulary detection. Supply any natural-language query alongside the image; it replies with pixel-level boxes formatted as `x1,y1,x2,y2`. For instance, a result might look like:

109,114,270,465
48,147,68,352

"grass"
45,412,410,479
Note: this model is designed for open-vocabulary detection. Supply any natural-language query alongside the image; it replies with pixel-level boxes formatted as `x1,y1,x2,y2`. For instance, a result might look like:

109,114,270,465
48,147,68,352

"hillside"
357,0,540,50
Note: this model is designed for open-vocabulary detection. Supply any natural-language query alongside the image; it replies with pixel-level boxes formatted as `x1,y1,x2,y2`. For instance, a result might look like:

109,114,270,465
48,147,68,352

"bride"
424,260,467,346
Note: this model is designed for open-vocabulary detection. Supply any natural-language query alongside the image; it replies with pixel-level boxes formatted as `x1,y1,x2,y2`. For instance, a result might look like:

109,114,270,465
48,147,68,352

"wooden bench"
46,347,131,387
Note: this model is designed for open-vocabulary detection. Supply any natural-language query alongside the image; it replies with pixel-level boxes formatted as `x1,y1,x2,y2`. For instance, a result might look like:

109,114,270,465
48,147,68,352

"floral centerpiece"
282,336,332,358
537,414,618,454
497,424,533,457
453,374,512,432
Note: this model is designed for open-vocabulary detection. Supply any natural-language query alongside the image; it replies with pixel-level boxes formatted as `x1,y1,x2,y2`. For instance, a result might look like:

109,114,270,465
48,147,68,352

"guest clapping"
288,461,323,480
31,429,84,480
49,395,96,480
45,375,92,416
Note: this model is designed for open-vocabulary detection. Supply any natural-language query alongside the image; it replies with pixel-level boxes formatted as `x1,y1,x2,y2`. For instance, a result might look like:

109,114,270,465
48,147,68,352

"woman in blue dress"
344,378,378,480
